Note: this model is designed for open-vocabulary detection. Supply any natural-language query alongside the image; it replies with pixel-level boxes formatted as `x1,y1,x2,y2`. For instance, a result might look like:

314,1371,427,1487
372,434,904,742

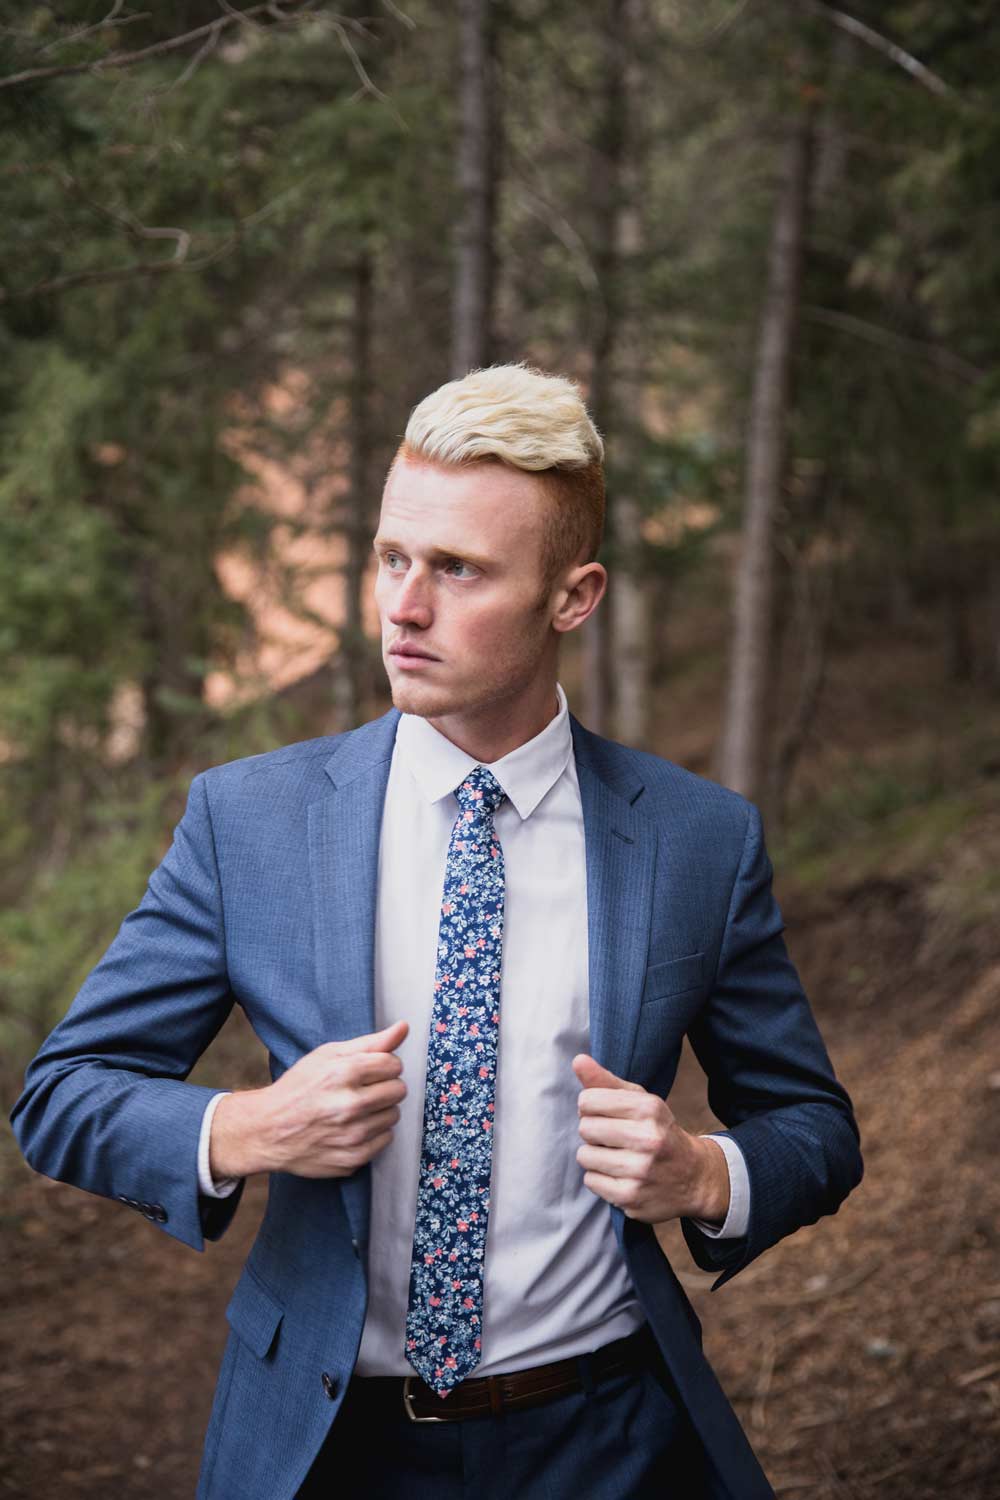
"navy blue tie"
405,765,506,1396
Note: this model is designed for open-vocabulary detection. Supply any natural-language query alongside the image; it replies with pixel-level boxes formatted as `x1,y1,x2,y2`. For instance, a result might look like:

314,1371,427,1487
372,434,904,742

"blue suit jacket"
9,708,862,1500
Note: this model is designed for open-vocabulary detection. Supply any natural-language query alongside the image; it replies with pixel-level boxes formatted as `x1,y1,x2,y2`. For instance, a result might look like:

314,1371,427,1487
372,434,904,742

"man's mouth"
388,642,440,661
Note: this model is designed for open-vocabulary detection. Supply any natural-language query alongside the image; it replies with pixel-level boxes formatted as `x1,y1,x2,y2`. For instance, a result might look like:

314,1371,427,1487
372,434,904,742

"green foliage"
2,0,1000,1073
0,780,171,1069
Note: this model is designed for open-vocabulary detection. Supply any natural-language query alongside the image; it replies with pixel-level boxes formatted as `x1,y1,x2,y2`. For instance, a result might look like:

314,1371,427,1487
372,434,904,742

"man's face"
373,454,557,726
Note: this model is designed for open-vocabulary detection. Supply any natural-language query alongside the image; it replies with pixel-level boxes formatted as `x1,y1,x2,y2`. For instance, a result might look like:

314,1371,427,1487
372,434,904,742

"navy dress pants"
297,1332,708,1498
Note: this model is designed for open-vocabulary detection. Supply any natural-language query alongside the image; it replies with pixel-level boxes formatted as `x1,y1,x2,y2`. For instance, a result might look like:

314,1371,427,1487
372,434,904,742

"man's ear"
551,562,608,635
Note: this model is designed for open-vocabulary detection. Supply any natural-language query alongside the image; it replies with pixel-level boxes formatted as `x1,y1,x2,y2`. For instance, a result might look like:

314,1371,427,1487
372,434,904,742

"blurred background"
2,2,999,1496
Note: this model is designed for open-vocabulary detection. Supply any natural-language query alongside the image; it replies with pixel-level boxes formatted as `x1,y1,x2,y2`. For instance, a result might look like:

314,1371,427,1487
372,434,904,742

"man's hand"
209,1020,409,1181
572,1054,730,1224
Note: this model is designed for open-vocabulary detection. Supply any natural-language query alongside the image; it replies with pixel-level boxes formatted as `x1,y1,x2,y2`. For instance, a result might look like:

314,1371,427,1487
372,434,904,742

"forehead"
377,455,547,557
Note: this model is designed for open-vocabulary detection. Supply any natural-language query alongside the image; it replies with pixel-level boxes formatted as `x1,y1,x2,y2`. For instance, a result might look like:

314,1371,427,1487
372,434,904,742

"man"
10,364,862,1499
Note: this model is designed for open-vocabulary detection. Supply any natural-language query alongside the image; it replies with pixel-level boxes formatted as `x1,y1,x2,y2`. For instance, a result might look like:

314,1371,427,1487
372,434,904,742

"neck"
426,677,560,763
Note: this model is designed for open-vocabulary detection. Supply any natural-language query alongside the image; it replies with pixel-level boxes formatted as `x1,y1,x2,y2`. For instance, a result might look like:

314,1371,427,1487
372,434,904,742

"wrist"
209,1088,272,1180
688,1134,731,1224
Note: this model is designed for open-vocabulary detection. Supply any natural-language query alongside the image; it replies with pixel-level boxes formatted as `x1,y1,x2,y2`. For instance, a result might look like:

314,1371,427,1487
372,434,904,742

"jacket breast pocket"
225,1264,285,1360
628,952,707,1090
642,950,705,1005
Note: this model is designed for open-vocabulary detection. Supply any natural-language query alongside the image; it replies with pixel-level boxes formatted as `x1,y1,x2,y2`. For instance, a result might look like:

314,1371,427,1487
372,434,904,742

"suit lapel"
308,708,656,1253
571,716,657,1083
308,708,400,1248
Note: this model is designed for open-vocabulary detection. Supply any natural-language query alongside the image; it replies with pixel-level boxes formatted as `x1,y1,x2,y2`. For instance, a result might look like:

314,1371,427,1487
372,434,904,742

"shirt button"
321,1372,339,1400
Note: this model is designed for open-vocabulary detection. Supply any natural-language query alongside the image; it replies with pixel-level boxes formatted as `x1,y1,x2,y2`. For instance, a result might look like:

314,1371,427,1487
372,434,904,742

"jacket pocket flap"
643,951,705,1003
225,1267,284,1359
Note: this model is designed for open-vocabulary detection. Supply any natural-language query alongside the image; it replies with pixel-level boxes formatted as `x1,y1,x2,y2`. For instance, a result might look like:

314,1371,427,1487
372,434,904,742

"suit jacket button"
321,1372,338,1400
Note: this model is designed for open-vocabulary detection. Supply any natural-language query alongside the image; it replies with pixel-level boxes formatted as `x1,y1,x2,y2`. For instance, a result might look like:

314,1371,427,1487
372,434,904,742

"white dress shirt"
199,683,749,1375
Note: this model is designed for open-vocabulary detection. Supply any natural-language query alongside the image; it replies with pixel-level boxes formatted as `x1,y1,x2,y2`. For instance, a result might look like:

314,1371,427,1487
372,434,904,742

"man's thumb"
572,1053,640,1091
338,1019,409,1053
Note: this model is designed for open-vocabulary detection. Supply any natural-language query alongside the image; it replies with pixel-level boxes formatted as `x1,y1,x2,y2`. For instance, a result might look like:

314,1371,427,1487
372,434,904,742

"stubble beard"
387,637,549,726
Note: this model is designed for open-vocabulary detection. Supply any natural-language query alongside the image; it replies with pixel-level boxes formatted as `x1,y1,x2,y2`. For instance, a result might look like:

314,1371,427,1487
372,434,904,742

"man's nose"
387,568,432,629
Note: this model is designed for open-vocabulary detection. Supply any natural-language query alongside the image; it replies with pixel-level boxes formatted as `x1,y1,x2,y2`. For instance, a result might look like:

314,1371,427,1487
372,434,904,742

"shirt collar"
394,682,572,821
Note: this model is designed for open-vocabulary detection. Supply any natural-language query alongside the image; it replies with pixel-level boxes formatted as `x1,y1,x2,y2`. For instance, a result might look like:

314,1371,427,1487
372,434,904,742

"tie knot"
454,765,505,817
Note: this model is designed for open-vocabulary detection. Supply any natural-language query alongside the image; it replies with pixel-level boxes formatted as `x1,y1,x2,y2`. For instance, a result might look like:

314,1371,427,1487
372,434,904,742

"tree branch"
380,0,417,30
10,248,224,299
0,0,311,90
2,178,317,301
801,1,954,98
802,305,984,384
34,3,152,58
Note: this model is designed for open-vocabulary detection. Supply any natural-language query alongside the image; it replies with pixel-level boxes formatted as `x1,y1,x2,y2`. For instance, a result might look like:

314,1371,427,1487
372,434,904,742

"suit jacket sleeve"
8,771,246,1252
680,800,863,1288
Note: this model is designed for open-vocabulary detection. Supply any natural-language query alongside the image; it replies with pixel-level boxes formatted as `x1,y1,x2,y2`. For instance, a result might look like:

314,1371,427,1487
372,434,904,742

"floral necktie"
405,765,506,1397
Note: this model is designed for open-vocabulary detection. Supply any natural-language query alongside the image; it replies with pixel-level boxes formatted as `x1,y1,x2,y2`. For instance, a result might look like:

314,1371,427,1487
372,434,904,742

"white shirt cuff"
198,1091,241,1199
690,1132,750,1239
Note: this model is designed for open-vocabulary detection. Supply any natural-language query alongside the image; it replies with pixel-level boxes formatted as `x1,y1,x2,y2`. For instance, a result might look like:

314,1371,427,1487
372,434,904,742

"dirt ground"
4,852,999,1499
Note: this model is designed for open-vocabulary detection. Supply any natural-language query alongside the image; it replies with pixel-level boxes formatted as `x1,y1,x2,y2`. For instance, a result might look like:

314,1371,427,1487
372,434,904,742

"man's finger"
331,1020,409,1055
577,1114,658,1150
581,1168,640,1210
572,1053,643,1092
576,1143,646,1179
577,1086,652,1117
342,1071,407,1106
344,1052,406,1086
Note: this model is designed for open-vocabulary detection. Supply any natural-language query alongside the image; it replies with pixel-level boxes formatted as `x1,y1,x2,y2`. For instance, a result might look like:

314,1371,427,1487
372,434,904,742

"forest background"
2,2,1000,1497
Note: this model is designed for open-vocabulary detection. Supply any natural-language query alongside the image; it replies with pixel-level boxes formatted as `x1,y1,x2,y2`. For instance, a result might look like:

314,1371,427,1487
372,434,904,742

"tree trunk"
717,104,814,800
608,0,649,747
137,542,213,772
989,559,1000,693
580,613,609,733
581,0,620,738
944,572,974,682
334,250,375,732
451,0,498,377
767,539,835,839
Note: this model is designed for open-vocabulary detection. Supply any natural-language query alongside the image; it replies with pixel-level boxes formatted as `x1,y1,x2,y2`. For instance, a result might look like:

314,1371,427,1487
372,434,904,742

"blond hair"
394,363,605,586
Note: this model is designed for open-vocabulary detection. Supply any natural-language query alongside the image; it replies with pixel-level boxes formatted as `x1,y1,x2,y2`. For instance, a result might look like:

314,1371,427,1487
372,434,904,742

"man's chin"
387,676,458,720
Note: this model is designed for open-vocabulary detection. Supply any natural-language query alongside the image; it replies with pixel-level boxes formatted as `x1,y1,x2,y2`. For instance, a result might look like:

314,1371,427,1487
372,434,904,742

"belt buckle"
402,1374,451,1424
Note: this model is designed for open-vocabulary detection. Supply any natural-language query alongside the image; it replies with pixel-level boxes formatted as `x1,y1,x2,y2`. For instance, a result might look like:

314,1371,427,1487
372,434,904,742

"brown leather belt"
346,1323,659,1423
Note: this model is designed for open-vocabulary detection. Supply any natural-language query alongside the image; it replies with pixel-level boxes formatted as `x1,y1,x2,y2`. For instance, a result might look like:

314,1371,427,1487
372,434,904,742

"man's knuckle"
329,1093,362,1125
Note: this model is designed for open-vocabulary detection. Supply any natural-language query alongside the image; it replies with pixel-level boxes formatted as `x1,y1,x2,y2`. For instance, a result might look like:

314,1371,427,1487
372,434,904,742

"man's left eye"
445,560,476,578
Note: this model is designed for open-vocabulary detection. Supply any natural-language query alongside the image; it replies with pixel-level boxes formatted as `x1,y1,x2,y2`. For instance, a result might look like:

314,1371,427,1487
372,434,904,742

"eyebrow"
372,537,493,570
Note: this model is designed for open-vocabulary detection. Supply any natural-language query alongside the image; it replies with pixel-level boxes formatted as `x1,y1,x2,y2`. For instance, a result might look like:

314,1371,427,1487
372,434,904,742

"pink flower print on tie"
404,765,506,1397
